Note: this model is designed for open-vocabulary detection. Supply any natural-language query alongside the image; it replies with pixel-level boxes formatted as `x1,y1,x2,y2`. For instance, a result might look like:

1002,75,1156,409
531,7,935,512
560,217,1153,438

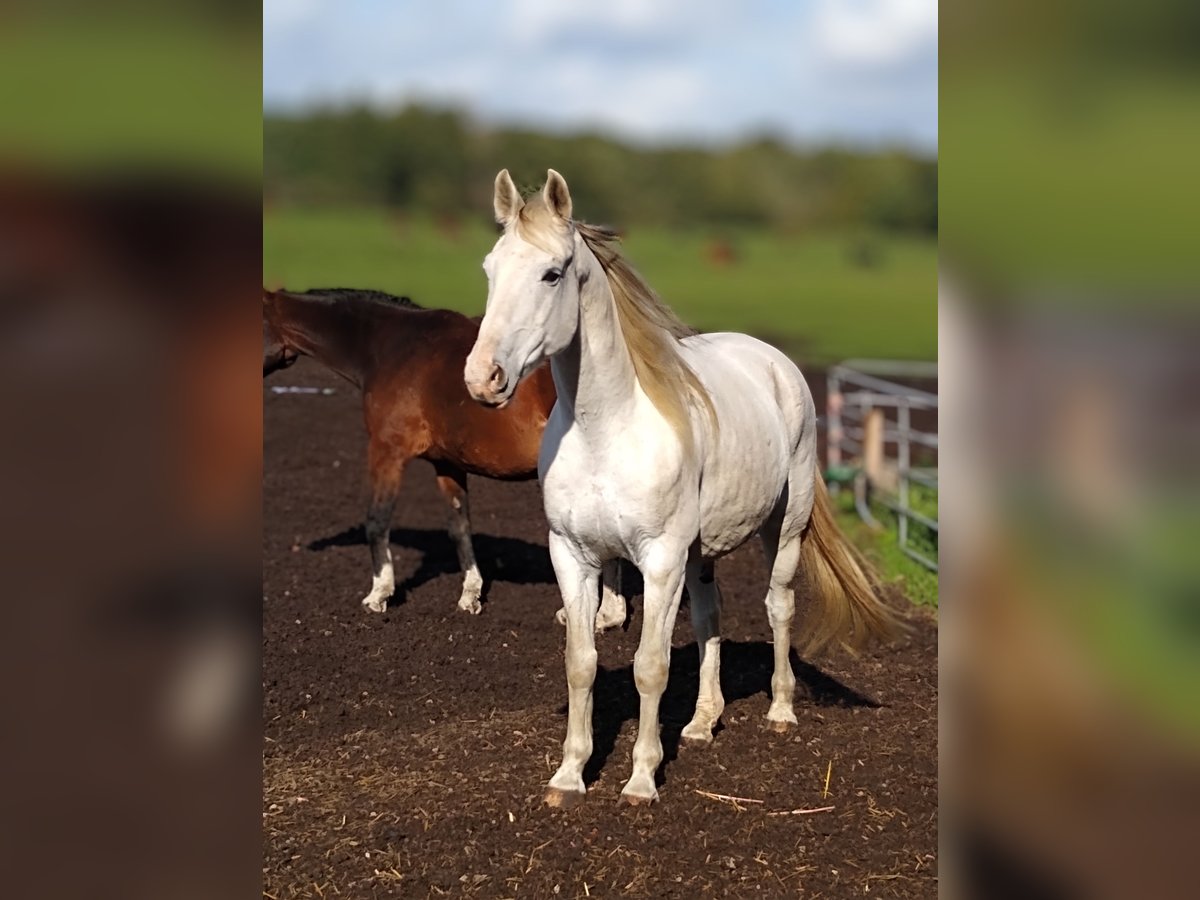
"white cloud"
521,60,707,138
263,0,328,30
811,0,937,68
263,1,937,150
506,0,707,44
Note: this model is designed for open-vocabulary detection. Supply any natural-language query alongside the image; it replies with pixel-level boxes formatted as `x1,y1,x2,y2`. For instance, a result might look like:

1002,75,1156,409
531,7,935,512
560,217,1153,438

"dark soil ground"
264,358,938,898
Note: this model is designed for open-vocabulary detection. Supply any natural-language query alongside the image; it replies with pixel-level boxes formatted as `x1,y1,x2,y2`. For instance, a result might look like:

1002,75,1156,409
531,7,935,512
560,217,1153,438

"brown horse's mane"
266,287,431,385
293,287,424,310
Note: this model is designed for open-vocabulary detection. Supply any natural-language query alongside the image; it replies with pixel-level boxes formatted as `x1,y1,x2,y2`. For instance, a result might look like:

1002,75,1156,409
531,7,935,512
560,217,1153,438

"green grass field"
834,487,939,609
264,207,936,365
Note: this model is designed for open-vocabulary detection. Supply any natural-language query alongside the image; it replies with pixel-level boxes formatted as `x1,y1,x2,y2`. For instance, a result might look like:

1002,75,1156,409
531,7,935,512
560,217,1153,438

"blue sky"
264,0,937,152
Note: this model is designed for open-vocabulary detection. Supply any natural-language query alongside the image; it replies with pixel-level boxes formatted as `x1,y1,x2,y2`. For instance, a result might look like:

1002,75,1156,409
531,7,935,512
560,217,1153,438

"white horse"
464,170,900,806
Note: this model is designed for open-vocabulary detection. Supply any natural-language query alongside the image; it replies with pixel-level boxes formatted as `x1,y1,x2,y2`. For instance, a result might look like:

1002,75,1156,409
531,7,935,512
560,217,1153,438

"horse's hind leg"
681,555,724,746
433,462,484,614
361,448,404,614
597,559,627,630
759,492,805,731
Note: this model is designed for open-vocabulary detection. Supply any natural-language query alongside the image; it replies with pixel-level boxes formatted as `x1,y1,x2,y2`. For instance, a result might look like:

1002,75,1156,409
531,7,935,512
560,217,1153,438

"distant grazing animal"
465,170,902,805
264,286,625,623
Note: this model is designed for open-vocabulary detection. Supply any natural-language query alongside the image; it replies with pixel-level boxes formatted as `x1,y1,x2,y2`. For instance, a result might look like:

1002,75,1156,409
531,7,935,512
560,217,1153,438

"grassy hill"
264,207,936,366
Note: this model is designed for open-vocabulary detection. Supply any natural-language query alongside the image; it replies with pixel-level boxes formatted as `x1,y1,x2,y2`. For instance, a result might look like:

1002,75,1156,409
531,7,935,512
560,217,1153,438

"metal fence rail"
825,359,938,572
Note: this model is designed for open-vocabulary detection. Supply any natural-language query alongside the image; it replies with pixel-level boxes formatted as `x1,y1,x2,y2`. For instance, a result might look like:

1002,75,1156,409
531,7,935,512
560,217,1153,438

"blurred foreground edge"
0,164,261,898
939,275,1200,900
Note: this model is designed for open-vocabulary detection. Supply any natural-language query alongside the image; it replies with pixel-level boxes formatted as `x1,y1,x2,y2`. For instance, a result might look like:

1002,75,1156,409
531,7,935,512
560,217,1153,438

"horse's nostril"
488,363,507,390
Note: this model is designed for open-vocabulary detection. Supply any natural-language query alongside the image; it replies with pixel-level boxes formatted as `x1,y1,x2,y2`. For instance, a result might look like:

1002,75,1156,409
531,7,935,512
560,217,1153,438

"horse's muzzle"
464,359,512,407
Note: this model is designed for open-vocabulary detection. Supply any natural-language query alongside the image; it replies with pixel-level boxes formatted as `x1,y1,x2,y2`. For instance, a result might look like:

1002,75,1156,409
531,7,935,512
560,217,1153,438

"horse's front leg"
360,445,403,613
554,557,626,631
544,532,601,807
621,547,686,805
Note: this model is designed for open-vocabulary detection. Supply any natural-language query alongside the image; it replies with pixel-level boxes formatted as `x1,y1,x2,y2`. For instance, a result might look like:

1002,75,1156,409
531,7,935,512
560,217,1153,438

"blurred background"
263,0,938,365
940,2,1200,899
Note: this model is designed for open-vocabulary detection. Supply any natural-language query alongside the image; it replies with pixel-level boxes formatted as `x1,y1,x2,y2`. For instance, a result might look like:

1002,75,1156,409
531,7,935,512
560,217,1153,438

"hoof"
543,787,585,809
766,718,794,734
457,597,482,615
361,596,388,614
680,733,714,750
618,792,657,807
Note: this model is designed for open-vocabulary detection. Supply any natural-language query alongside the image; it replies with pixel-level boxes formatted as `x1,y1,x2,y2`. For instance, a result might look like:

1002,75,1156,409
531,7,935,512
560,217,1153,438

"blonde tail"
799,471,906,656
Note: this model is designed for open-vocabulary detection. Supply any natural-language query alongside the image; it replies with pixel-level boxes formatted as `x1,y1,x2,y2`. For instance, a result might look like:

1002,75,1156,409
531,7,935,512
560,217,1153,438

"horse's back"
370,305,479,356
682,333,816,555
683,332,812,447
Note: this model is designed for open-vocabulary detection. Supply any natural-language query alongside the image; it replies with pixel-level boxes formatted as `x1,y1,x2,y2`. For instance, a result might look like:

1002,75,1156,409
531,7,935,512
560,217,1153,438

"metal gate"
825,359,938,571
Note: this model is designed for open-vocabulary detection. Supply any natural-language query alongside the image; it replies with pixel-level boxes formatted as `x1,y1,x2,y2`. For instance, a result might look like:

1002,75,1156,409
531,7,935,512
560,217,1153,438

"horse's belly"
698,465,786,556
696,407,794,556
429,400,544,479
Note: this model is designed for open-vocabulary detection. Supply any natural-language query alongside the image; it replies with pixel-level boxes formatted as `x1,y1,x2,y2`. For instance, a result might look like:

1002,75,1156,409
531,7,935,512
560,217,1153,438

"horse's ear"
543,169,572,221
494,169,523,225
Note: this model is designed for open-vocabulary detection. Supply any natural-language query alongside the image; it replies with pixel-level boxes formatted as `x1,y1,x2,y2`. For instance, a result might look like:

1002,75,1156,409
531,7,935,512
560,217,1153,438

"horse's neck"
277,294,370,387
550,249,638,430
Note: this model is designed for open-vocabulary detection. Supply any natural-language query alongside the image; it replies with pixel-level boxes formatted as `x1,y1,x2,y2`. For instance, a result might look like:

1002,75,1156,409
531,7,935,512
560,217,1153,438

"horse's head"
262,289,299,375
465,169,580,407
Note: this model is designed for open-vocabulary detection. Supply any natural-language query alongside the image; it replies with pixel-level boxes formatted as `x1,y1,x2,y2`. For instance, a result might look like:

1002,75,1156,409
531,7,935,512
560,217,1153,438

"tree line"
265,105,936,234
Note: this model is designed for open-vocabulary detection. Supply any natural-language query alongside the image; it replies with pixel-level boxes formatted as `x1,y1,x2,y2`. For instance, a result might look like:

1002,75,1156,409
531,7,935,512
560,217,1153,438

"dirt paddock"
264,358,938,898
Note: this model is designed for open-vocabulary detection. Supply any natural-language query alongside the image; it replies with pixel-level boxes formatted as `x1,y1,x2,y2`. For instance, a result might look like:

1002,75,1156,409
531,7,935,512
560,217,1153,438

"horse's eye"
542,269,561,285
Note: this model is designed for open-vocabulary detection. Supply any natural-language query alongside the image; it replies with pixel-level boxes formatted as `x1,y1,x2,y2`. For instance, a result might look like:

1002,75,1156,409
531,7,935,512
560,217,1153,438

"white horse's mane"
513,197,718,454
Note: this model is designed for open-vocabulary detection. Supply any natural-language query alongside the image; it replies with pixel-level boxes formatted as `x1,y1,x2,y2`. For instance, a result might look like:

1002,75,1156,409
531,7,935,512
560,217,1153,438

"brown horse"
263,287,624,623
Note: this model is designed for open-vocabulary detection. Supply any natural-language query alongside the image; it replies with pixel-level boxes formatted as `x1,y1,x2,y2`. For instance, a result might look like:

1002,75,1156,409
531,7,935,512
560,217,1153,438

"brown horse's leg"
361,446,405,614
433,462,484,615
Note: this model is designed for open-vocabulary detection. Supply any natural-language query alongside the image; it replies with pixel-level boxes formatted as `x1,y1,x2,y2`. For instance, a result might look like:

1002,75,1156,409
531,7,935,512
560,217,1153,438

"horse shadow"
307,526,557,600
577,640,880,788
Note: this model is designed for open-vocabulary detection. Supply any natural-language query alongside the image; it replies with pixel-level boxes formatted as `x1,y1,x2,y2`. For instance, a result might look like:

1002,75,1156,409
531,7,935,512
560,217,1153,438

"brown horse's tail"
799,469,907,656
